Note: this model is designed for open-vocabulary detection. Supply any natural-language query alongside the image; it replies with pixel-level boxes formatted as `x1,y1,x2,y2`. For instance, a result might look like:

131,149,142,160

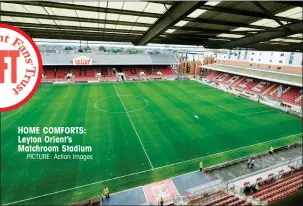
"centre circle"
94,95,148,113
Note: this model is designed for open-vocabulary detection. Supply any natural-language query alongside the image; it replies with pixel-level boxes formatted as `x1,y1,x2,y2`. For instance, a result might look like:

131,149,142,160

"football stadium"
1,1,303,206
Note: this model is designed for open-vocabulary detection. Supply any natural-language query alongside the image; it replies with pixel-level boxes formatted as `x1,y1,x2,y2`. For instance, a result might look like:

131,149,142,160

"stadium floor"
1,80,302,205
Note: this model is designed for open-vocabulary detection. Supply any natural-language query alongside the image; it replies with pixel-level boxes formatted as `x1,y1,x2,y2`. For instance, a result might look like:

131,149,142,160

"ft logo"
0,24,42,112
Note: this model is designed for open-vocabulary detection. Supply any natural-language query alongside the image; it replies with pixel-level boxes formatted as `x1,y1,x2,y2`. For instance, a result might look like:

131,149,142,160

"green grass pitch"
1,80,302,205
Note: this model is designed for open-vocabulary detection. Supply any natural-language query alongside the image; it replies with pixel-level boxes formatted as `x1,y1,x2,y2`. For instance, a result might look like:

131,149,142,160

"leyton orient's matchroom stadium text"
17,127,94,161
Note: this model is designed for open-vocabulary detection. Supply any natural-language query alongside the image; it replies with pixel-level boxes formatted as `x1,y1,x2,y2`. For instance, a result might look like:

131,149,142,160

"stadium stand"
85,68,96,78
185,146,302,206
187,191,252,206
56,67,70,78
201,69,303,110
41,54,178,82
265,85,303,106
71,68,81,78
43,66,56,79
204,71,222,81
234,78,261,92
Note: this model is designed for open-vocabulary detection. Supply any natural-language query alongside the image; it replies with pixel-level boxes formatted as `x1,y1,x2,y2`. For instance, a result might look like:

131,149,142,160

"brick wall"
215,60,302,74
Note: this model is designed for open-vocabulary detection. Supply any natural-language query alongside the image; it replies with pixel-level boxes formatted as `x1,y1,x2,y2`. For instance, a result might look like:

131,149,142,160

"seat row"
266,187,299,204
258,179,302,201
253,173,303,198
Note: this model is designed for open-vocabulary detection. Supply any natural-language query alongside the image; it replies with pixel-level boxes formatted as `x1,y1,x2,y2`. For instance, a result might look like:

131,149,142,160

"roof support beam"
29,35,136,43
252,2,289,31
184,17,269,30
218,21,303,49
9,21,261,41
21,28,141,39
269,43,303,52
200,5,298,23
249,43,303,52
7,1,160,18
5,1,277,31
135,1,207,45
0,11,151,27
174,27,263,34
1,11,261,35
151,1,298,22
1,21,146,35
26,32,138,42
279,1,303,7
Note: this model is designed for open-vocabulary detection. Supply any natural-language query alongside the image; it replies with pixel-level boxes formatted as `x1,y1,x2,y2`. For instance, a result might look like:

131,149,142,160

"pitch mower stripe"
3,133,300,205
113,84,154,169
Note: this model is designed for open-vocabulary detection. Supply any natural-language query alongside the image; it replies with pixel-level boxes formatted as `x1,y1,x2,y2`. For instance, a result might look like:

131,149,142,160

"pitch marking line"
94,95,148,114
178,85,239,115
1,106,23,120
179,86,274,116
3,133,301,206
113,84,154,169
3,169,153,206
155,132,302,170
239,110,275,116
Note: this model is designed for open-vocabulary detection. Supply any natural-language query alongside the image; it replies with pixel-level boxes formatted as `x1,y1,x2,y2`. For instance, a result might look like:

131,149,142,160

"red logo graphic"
0,50,19,83
0,24,42,112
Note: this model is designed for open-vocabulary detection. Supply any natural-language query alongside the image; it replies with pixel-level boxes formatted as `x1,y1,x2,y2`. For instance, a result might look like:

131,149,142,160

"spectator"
246,158,251,168
251,184,259,193
243,186,251,195
255,184,260,191
250,159,255,169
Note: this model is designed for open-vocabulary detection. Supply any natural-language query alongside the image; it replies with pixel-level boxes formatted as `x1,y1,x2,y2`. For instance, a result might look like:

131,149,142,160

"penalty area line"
178,86,240,115
3,133,301,205
178,86,276,116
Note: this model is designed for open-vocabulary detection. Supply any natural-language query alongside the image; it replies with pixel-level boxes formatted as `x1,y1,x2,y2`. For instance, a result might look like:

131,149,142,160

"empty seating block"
266,84,303,106
204,71,222,81
250,171,303,203
235,78,260,92
43,67,56,79
85,68,96,77
56,67,70,78
203,70,303,107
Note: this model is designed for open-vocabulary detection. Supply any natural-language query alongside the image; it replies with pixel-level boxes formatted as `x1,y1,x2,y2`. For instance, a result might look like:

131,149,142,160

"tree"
65,46,73,51
115,48,122,53
83,46,91,51
126,48,141,54
99,46,106,52
148,49,160,54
